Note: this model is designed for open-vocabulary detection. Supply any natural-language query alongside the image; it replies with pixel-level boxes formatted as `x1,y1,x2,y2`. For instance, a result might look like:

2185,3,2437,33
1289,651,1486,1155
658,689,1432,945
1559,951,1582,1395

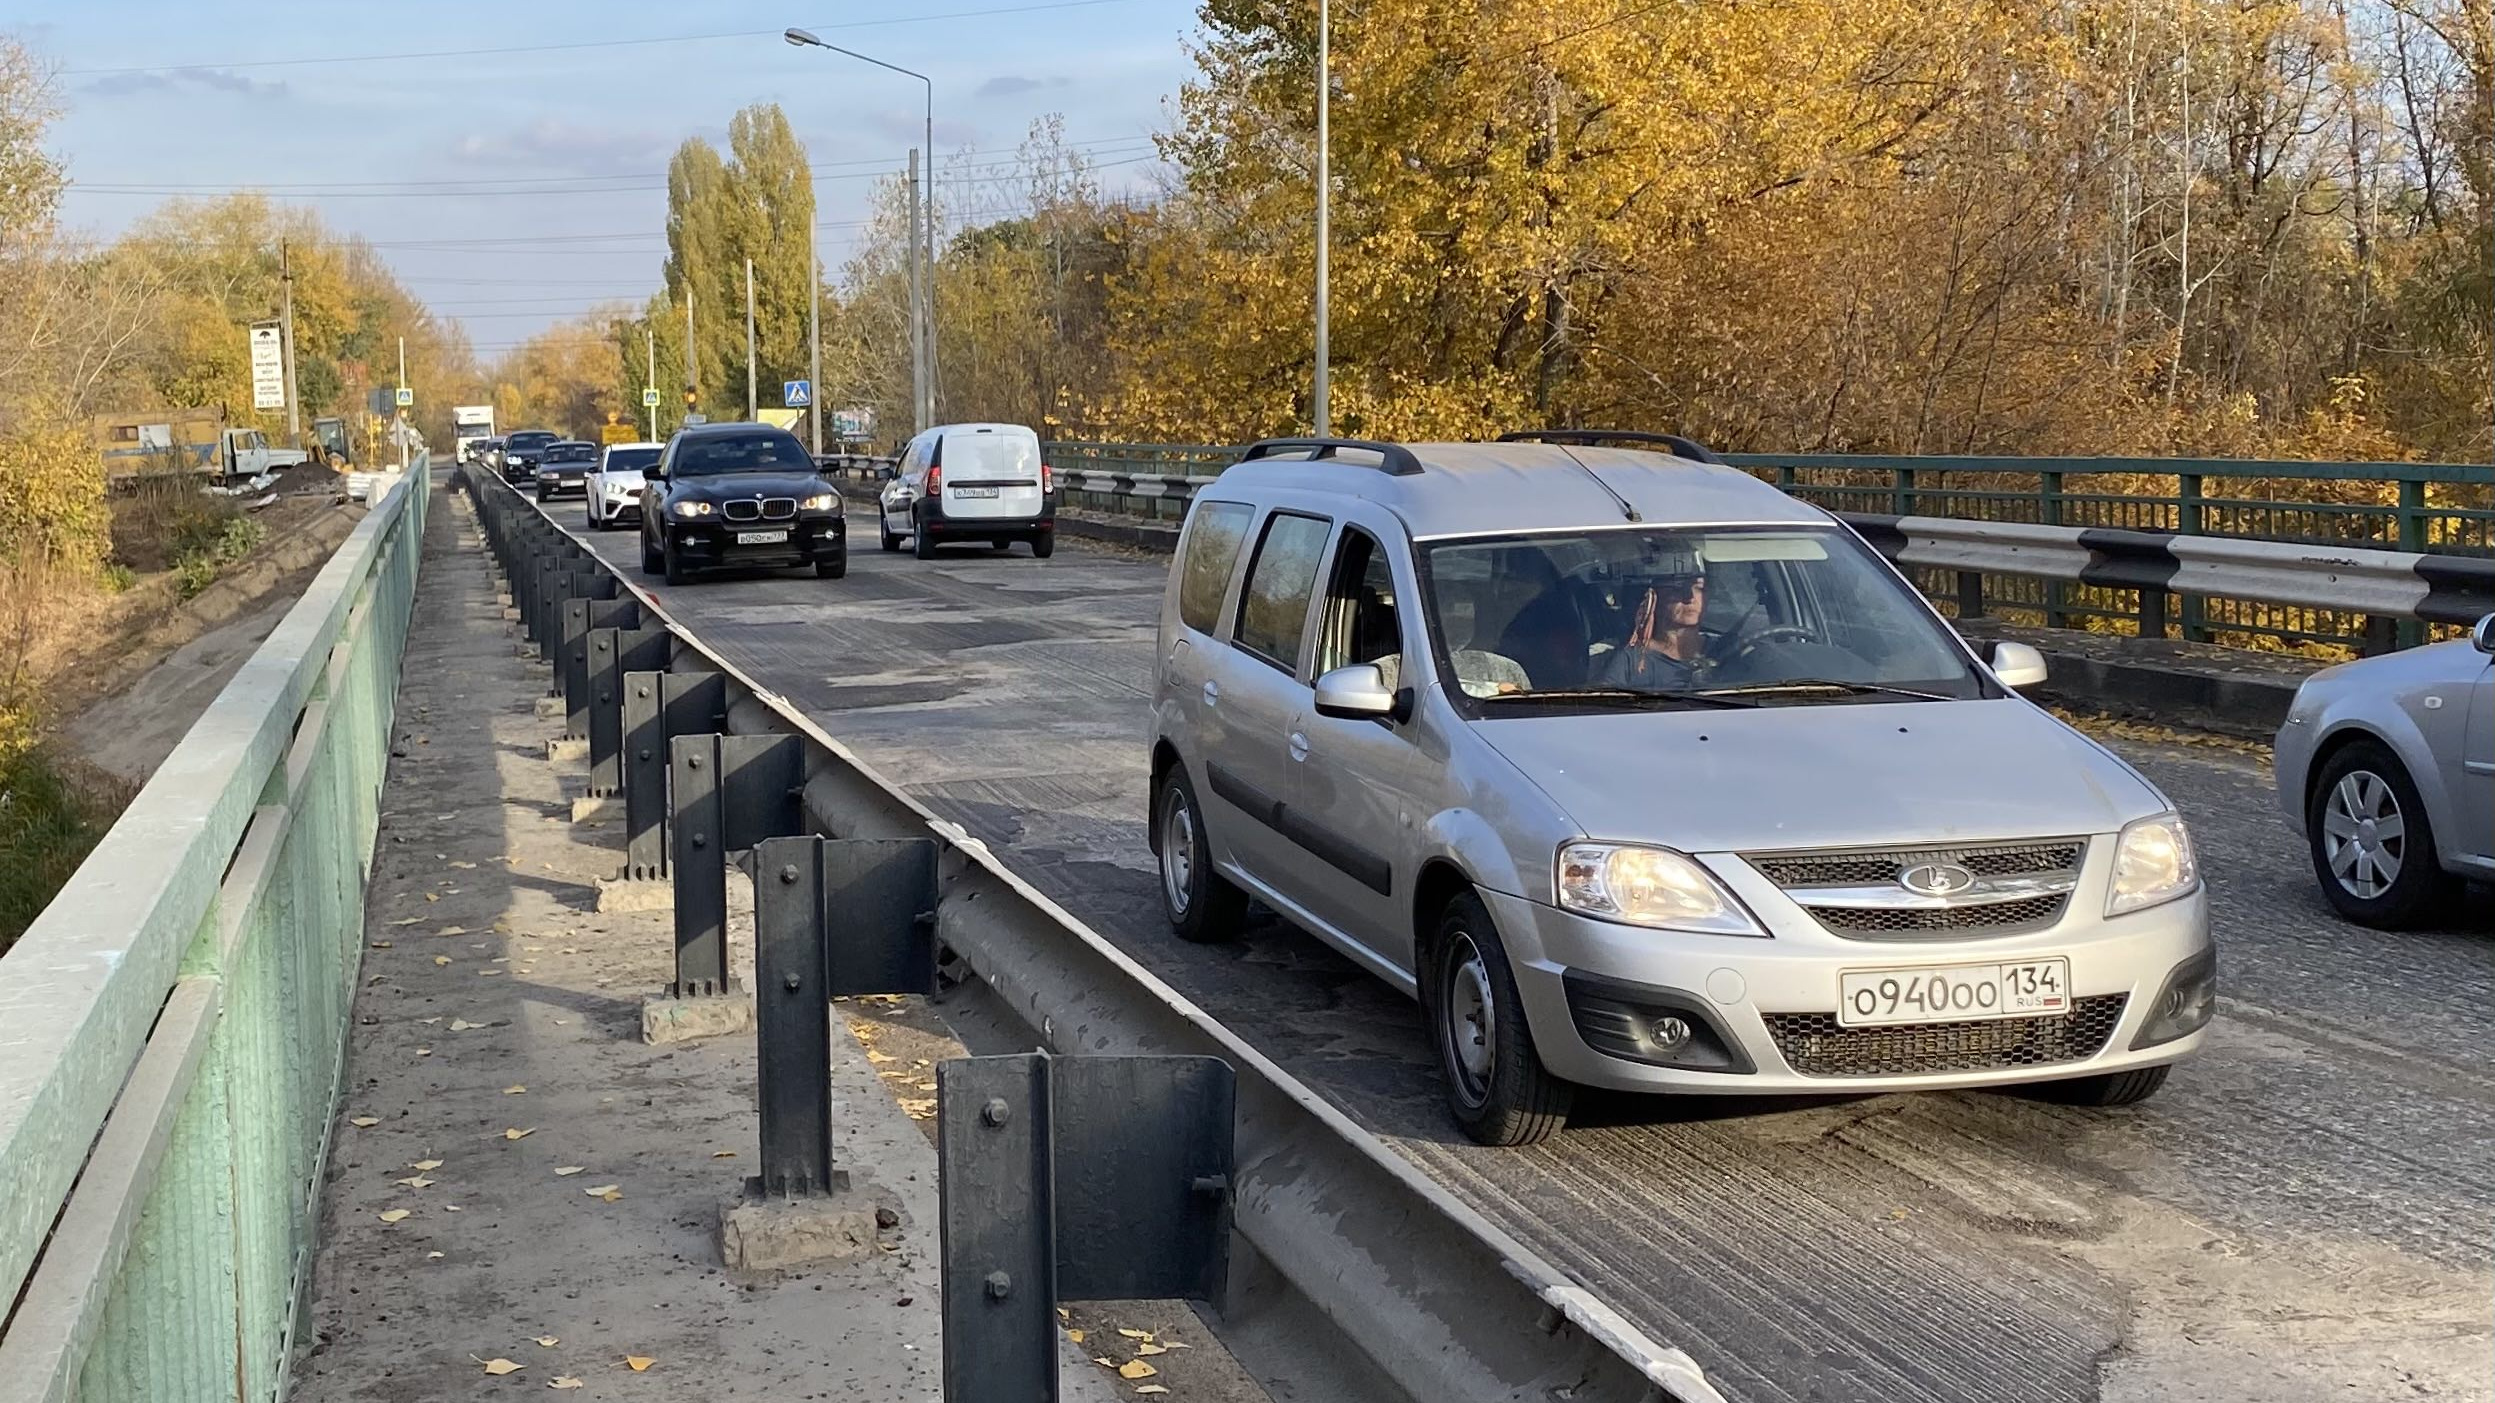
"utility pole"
280,239,303,447
907,149,927,434
646,328,658,441
808,233,823,454
745,257,758,423
396,335,408,472
1312,0,1330,438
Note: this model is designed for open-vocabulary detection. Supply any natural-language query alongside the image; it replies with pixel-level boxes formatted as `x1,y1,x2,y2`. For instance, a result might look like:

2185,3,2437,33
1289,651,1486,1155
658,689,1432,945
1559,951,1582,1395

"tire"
534,482,549,504
1152,766,1247,943
992,539,1012,552
2027,1064,2170,1107
1424,890,1572,1146
816,556,847,580
912,518,937,561
879,520,900,552
2307,740,2456,928
639,530,662,576
1032,532,1056,560
662,530,690,586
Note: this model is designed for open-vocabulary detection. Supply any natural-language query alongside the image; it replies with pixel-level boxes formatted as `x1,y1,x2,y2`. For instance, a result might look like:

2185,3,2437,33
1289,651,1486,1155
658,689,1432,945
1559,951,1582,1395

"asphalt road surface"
569,511,2493,1403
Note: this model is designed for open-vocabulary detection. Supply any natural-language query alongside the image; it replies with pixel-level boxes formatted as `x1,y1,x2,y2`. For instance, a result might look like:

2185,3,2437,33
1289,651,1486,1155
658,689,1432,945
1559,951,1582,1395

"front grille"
1764,994,2127,1077
1749,840,2081,888
720,497,797,522
722,499,759,521
761,497,796,520
1812,893,2068,935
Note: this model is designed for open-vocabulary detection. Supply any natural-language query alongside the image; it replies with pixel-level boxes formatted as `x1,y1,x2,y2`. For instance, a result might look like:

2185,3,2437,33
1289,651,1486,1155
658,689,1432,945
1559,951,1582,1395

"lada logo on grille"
1898,862,1976,897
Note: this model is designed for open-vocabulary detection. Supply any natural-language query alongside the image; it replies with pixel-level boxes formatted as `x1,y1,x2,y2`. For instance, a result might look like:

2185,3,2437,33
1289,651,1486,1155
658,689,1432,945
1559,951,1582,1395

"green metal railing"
1044,442,2495,651
0,458,429,1403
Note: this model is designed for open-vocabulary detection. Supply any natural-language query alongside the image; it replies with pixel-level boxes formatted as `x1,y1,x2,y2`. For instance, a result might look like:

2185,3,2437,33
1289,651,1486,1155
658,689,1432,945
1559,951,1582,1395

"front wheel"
662,530,690,586
639,530,662,575
2307,740,2455,928
1153,766,1246,943
1426,891,1571,1146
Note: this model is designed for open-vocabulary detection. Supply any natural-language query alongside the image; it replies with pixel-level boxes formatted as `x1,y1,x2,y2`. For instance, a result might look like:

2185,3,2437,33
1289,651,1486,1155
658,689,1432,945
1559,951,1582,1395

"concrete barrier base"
532,696,565,720
570,794,618,823
716,1180,898,1274
641,990,752,1044
544,736,587,764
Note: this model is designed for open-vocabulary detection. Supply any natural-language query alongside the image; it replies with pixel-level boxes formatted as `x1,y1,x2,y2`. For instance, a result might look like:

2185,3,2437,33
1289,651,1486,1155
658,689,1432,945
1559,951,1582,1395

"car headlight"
799,492,836,511
672,500,714,518
1556,843,1765,936
2106,813,2199,916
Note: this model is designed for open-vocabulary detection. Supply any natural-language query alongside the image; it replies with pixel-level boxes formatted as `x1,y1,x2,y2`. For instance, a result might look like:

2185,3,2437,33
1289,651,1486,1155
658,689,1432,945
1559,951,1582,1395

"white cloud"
81,67,289,100
453,119,673,176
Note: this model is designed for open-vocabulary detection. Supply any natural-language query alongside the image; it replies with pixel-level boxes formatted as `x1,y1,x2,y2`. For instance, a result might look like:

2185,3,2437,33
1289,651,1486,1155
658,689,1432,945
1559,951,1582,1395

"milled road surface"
570,509,2493,1403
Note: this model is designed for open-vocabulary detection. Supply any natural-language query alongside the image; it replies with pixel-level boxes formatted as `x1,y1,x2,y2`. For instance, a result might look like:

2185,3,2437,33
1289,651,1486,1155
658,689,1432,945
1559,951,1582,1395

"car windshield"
545,444,595,462
507,432,557,452
1420,526,1985,707
670,430,812,477
603,447,660,473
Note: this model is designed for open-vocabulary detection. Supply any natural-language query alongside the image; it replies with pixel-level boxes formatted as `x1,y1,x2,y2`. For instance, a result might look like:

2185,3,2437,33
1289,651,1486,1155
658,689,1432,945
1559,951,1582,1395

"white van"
879,422,1057,559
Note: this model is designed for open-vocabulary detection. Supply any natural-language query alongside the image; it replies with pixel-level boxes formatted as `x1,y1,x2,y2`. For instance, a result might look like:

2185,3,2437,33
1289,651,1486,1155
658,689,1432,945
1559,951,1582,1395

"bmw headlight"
799,492,837,511
1557,843,1765,936
672,500,714,519
2106,813,2199,916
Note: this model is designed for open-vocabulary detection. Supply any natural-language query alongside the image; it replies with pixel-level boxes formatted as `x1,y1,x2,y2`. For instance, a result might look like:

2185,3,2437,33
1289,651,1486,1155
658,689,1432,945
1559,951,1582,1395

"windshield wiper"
1697,679,1953,702
1479,687,1758,710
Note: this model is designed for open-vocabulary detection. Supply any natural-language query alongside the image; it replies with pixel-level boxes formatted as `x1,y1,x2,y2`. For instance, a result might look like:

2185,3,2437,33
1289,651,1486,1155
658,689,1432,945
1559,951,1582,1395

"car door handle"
1288,731,1309,762
1201,681,1220,708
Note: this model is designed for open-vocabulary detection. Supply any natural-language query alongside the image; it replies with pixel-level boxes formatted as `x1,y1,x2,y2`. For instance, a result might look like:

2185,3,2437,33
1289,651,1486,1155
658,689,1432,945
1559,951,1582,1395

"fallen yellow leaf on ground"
433,956,453,967
1091,1358,1114,1368
439,925,467,935
349,1116,379,1128
370,940,393,949
553,1166,586,1176
1065,1329,1085,1344
444,1204,463,1211
623,1356,656,1372
549,1378,583,1390
1116,1360,1157,1380
503,1085,527,1095
426,1251,445,1260
1116,1329,1153,1341
414,1047,433,1057
423,893,439,902
534,1336,560,1347
419,1016,442,1025
390,917,422,926
377,1209,410,1224
1136,1389,1170,1397
411,1159,443,1171
503,1127,535,1140
1136,1343,1167,1356
584,1185,622,1202
449,1018,486,1031
710,1150,735,1159
478,1357,523,1376
395,1175,436,1189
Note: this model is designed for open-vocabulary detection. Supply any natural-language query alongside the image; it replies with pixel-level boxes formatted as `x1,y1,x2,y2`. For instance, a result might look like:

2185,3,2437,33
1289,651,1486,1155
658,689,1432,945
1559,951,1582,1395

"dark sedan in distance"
531,440,600,501
638,422,846,585
499,429,560,483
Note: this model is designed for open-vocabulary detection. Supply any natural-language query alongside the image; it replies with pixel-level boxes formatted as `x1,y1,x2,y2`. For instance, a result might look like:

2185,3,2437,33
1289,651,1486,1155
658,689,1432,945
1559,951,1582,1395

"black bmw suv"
638,423,847,584
500,429,560,483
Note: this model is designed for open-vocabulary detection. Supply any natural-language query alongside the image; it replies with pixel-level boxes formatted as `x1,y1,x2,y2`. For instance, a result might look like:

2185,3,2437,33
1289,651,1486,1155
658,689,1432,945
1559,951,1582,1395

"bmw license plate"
736,530,789,545
952,486,1000,498
1838,958,2069,1027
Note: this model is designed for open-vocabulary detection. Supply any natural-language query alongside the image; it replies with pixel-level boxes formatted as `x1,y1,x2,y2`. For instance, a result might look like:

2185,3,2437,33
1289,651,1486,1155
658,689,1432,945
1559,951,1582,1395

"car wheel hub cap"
2323,770,2404,899
1447,936,1494,1091
1161,793,1194,917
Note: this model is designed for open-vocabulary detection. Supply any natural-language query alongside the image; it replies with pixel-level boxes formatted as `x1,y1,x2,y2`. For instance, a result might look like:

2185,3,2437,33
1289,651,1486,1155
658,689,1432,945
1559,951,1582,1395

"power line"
61,1,1150,76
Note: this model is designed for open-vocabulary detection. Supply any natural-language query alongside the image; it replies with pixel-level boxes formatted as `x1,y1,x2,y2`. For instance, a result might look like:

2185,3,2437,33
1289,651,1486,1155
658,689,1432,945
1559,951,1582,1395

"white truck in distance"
453,406,497,464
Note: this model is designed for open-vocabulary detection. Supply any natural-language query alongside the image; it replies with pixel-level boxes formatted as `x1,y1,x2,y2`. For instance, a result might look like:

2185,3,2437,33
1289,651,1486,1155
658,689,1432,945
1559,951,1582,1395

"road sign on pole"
394,386,415,408
782,380,812,408
249,322,286,410
641,387,661,408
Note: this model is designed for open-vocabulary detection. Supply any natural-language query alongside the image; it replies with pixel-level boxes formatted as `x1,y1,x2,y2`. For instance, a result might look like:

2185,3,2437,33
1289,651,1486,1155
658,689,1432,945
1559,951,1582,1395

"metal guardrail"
1041,444,2495,652
464,464,1725,1403
0,455,431,1403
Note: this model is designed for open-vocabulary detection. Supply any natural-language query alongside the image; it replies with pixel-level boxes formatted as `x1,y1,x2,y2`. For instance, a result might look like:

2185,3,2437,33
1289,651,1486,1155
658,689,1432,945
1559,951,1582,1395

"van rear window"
938,433,1037,479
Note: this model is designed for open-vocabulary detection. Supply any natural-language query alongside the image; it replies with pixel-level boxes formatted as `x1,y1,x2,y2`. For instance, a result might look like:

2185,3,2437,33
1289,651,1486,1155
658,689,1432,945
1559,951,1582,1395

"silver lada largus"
1147,433,2216,1145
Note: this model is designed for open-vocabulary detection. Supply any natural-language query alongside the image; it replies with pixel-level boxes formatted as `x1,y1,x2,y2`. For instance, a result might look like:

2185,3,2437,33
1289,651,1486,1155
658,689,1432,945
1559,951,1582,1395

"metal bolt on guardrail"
940,1053,1236,1403
749,835,941,1197
667,732,807,999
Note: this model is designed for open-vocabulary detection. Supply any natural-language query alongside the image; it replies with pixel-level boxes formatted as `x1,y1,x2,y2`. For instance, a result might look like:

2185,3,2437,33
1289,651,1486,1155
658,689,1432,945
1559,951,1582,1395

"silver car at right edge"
2273,614,2495,927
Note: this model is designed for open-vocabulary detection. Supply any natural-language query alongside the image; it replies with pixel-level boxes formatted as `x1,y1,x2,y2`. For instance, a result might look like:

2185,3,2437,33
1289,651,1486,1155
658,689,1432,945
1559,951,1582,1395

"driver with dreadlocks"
1592,544,1713,690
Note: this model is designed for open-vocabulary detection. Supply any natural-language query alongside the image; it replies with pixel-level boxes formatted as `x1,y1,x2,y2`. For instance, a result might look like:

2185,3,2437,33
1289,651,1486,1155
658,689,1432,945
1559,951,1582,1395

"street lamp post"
1314,0,1330,438
785,27,935,434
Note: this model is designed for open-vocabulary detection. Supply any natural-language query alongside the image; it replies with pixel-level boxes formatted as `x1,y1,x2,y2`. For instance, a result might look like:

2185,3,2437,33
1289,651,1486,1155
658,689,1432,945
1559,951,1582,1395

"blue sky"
17,0,1205,353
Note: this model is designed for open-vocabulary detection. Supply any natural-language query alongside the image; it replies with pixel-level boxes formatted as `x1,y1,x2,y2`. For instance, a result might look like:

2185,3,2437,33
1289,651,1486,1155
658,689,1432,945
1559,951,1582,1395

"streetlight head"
784,28,822,47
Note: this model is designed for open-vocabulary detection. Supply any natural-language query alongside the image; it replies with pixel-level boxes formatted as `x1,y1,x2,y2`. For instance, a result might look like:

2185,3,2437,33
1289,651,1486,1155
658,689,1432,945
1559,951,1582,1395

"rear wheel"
1032,532,1056,560
1425,891,1571,1146
2026,1064,2170,1107
2307,740,2455,928
912,517,937,561
1153,766,1246,943
879,519,900,552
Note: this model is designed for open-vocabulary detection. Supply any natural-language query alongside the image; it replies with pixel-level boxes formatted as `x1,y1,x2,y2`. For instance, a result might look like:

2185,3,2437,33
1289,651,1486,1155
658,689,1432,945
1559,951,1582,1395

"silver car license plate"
1837,958,2069,1027
736,530,789,545
952,486,1000,498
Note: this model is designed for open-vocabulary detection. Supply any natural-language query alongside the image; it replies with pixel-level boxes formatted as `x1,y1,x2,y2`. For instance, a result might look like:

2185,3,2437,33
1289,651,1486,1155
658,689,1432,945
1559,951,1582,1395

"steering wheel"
1725,625,1817,665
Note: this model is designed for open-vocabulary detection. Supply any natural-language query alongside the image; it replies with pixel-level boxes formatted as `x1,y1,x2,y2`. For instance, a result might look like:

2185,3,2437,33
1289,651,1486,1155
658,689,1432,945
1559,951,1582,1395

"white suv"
586,442,663,529
1149,434,2216,1145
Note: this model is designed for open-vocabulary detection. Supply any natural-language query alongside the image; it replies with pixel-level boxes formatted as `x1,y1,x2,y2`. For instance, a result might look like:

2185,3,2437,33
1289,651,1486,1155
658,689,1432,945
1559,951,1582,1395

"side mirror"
643,464,666,481
1988,639,2049,689
2473,613,2494,655
1314,663,1397,720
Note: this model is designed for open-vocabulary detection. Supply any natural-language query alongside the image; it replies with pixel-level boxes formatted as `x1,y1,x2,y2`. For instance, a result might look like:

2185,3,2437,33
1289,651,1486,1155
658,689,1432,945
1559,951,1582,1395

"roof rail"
1238,437,1425,477
1497,429,1726,465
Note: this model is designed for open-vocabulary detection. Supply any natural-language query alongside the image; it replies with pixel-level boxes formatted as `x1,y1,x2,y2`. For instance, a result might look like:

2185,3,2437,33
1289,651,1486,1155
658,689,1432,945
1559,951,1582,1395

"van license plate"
952,486,1000,498
735,530,789,545
1837,958,2069,1027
